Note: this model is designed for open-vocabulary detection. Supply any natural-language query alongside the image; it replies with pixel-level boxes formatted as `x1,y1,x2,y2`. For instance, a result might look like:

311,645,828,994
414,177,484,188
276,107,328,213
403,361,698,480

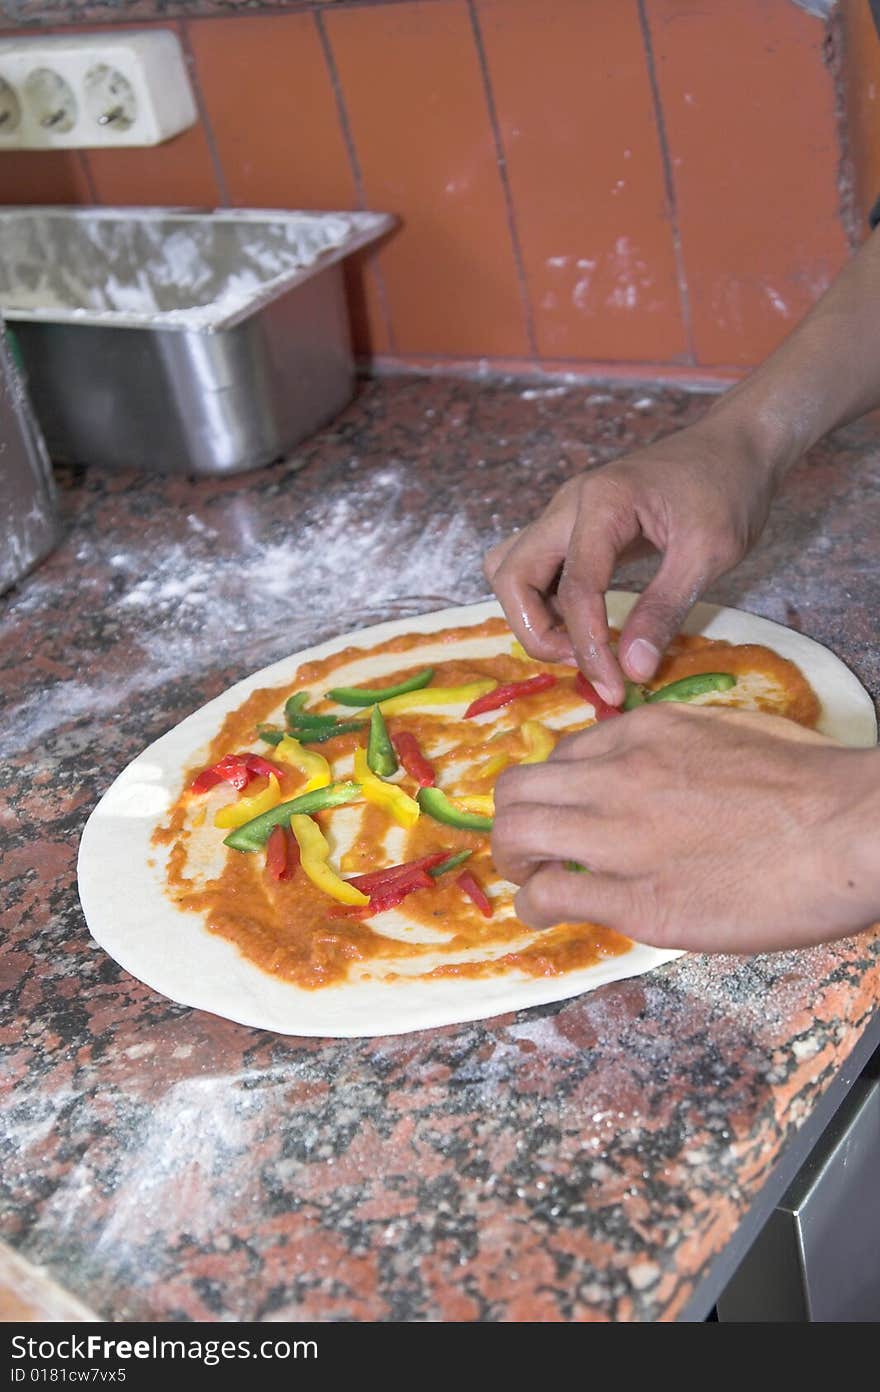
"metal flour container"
0,321,59,594
0,208,393,477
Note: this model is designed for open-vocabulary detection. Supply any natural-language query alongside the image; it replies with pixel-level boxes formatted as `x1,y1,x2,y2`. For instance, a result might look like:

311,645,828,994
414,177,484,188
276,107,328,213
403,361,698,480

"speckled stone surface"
1,374,879,1323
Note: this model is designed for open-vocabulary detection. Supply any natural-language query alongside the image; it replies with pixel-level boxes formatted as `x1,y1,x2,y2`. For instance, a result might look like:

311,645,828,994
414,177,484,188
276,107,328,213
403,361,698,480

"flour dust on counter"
77,593,875,1038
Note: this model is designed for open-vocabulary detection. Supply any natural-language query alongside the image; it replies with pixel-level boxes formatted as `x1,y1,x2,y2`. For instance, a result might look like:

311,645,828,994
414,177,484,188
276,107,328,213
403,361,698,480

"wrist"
701,385,810,487
826,750,880,923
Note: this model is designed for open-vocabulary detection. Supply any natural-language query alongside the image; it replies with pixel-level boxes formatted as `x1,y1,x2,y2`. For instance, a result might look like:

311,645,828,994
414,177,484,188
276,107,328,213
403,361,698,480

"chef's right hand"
483,417,780,707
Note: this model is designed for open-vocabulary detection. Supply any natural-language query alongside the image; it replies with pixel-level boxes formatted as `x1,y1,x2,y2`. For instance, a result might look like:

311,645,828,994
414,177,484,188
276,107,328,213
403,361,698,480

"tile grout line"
179,19,231,207
636,0,696,366
315,8,397,355
467,0,539,361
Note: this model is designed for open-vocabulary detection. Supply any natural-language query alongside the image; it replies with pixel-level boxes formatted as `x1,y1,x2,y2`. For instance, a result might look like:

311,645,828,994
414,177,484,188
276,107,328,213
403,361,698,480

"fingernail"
593,680,616,704
626,638,660,681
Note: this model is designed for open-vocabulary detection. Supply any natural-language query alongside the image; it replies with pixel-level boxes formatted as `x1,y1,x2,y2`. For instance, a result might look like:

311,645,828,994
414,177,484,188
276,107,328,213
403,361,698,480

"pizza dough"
77,594,877,1037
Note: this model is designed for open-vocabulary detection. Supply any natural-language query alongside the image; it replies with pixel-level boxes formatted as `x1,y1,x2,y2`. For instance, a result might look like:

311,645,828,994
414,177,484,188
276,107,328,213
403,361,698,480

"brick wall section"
0,0,853,380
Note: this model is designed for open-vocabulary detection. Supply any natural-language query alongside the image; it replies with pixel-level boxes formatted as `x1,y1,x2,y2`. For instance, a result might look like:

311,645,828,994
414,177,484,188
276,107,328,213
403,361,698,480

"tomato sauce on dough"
156,618,819,991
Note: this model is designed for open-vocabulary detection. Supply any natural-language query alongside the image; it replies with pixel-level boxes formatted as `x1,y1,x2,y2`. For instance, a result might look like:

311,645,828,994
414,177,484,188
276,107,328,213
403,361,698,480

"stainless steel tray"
0,208,393,476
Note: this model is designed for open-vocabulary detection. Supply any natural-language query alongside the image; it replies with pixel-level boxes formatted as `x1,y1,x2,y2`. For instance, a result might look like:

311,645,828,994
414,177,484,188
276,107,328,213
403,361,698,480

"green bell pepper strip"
623,681,646,710
564,860,590,873
289,713,348,731
367,706,398,777
326,667,435,707
284,693,310,724
257,726,285,745
297,720,367,744
223,781,362,852
417,786,494,833
427,850,473,878
647,672,736,703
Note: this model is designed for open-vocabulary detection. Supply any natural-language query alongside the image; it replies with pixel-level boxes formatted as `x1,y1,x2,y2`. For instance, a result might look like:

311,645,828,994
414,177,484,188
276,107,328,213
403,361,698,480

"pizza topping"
265,824,299,882
457,870,493,918
623,681,646,710
223,781,363,852
520,720,556,764
214,773,282,830
326,667,436,707
647,672,736,703
377,680,497,718
257,727,285,745
296,720,370,745
190,752,280,794
473,750,510,782
417,785,494,833
575,671,623,720
453,794,495,816
463,673,557,718
353,749,420,828
273,736,332,792
391,731,436,787
367,706,398,777
427,850,472,878
343,853,448,912
291,814,370,906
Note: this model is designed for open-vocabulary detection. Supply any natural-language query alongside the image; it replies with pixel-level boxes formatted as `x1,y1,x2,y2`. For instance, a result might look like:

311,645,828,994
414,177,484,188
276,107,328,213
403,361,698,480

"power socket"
0,30,197,149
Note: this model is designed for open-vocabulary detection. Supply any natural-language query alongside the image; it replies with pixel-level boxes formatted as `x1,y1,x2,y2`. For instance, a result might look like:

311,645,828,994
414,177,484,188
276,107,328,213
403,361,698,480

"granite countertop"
2,374,879,1323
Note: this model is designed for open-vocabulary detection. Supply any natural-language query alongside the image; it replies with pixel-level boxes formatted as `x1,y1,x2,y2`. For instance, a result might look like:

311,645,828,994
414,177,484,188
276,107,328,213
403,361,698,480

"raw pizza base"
77,593,877,1037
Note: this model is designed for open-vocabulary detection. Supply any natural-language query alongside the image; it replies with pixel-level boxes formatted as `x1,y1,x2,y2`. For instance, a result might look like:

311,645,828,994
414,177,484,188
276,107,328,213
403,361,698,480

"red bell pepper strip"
464,673,557,718
265,824,299,882
332,852,449,916
391,731,436,787
190,752,282,794
457,870,493,918
574,671,622,721
348,852,449,895
244,753,282,781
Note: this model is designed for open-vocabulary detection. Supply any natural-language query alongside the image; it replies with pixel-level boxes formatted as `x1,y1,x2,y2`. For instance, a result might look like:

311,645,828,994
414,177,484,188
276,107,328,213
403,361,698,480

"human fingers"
617,541,734,683
487,509,579,663
491,792,621,887
482,533,517,586
554,477,642,705
513,862,646,938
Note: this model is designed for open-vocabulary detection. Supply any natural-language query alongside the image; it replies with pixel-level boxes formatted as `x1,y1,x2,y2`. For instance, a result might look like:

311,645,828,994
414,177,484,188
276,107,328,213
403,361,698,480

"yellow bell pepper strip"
473,750,511,782
367,706,398,777
353,748,421,829
378,680,496,719
290,814,370,906
454,794,495,816
520,720,556,765
214,773,282,830
326,667,435,706
273,735,331,793
510,640,529,661
223,781,362,852
418,786,494,833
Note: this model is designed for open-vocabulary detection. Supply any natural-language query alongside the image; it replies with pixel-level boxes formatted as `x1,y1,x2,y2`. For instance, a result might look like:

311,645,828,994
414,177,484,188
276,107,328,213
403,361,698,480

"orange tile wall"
0,0,856,381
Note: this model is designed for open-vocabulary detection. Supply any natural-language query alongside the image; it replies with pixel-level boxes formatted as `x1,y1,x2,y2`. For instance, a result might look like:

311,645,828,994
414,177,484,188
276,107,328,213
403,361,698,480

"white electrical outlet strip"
0,30,197,149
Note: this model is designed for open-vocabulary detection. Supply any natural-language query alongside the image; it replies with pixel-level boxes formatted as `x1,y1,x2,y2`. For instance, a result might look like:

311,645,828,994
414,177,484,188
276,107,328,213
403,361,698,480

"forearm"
705,227,880,479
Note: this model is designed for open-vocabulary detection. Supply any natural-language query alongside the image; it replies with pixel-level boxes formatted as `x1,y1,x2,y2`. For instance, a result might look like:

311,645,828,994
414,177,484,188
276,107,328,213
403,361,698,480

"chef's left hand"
491,704,880,953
